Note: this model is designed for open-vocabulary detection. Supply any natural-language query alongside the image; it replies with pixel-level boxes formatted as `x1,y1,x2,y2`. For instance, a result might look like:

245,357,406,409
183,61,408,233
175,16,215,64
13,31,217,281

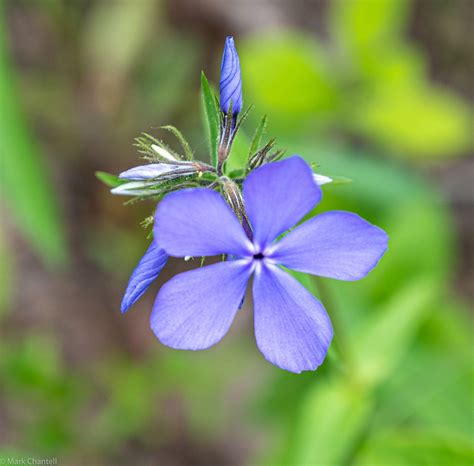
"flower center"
253,252,265,260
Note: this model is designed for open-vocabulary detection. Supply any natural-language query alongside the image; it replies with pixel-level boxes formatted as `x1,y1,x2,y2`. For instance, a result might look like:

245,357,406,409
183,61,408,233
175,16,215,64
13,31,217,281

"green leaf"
372,299,474,437
95,171,125,188
200,72,220,167
330,0,409,58
248,114,268,157
0,227,11,318
226,169,246,179
351,278,436,387
240,33,339,132
0,5,67,266
82,0,156,78
160,125,194,160
352,83,472,159
355,429,474,466
282,379,372,466
91,361,158,446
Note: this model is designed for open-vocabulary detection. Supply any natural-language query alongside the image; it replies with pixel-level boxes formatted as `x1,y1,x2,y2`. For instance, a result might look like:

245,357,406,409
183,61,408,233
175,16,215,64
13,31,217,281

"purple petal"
121,241,168,313
151,260,252,349
243,156,322,250
220,36,242,115
253,264,333,373
154,188,253,258
270,211,388,281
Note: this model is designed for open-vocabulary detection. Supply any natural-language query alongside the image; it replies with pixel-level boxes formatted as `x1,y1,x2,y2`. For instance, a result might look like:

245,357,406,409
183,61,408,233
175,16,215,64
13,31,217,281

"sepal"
248,115,268,158
95,171,126,188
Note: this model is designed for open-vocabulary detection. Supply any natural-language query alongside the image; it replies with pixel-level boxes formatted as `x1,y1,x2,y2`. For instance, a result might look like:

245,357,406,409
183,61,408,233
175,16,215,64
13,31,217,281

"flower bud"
118,163,194,181
219,36,242,115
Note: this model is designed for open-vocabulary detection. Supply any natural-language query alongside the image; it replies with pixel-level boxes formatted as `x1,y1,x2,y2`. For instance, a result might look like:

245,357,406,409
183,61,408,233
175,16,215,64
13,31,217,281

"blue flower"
220,36,242,115
150,156,388,373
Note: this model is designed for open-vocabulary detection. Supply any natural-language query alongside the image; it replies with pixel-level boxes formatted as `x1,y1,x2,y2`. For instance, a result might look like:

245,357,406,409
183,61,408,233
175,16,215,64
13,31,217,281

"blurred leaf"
274,379,372,466
353,84,472,159
92,361,157,447
153,345,255,435
0,7,67,265
200,72,220,167
242,10,471,160
248,114,268,156
241,33,339,131
372,298,474,437
0,227,11,317
355,429,474,466
2,336,62,392
0,335,85,453
139,35,201,121
81,0,159,115
329,0,471,159
331,0,409,62
351,278,435,387
358,44,426,86
82,0,157,76
373,346,473,437
329,0,425,89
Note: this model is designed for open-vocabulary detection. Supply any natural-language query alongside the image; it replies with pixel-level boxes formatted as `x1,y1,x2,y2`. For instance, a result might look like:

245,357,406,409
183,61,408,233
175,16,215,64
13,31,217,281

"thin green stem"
313,277,354,371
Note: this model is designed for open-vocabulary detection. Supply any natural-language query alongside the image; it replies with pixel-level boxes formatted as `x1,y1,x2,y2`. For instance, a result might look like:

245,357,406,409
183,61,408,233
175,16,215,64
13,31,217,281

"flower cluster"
98,37,388,373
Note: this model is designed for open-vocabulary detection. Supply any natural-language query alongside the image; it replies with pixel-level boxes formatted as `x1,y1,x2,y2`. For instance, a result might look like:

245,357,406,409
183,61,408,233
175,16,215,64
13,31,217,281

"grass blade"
0,6,67,266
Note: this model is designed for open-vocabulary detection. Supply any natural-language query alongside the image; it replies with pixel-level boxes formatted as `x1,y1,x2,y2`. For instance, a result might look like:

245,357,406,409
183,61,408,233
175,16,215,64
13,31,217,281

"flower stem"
313,277,353,372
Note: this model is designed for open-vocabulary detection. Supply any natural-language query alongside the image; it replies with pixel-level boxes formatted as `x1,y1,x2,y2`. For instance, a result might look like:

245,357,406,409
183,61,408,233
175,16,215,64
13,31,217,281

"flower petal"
271,211,388,281
313,173,332,185
154,188,253,257
151,260,252,349
253,264,333,373
243,156,322,249
121,241,168,313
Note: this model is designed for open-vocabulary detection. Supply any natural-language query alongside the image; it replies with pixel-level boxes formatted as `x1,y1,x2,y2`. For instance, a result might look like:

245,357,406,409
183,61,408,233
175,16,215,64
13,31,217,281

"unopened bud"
219,37,242,116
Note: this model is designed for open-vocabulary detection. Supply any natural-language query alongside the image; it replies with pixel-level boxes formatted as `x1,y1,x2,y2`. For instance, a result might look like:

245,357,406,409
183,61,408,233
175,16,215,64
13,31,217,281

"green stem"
313,277,354,372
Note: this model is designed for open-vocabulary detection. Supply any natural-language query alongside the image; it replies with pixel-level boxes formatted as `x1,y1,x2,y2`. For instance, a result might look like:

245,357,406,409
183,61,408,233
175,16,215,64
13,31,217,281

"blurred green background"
0,0,473,464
